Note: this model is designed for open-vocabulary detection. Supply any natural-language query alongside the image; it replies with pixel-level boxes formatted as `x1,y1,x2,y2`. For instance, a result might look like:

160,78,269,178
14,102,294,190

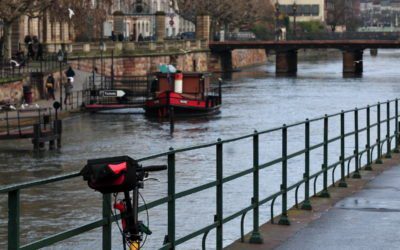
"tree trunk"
3,22,12,60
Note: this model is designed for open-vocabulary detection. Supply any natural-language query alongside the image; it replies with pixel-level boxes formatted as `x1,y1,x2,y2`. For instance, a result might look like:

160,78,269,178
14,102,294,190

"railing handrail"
2,97,400,250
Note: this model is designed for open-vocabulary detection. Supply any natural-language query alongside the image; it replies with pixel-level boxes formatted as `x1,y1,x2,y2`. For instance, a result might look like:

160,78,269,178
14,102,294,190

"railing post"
166,147,176,249
376,102,383,164
395,99,399,153
319,115,330,197
216,139,224,249
8,190,20,250
278,125,290,225
301,119,312,210
339,110,347,187
386,101,392,158
353,108,361,178
365,106,373,170
102,193,112,250
249,131,263,244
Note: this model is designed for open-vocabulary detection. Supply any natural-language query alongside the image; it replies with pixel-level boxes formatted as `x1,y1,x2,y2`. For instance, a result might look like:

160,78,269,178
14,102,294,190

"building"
274,0,326,23
360,0,400,30
104,0,195,41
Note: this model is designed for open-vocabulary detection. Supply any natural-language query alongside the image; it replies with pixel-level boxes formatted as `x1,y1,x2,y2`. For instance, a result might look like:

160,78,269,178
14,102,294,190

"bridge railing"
221,31,400,41
1,99,399,249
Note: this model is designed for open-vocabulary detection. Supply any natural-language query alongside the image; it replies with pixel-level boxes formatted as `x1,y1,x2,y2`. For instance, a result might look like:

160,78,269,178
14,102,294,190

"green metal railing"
1,99,400,250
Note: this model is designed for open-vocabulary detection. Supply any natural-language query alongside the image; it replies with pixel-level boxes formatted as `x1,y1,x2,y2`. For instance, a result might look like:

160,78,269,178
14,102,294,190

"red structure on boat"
144,72,222,117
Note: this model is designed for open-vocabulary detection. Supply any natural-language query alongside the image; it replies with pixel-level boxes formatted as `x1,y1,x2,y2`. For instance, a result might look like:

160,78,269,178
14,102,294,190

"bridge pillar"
155,11,166,42
219,50,233,72
276,50,298,75
370,49,378,57
196,15,210,41
343,50,363,75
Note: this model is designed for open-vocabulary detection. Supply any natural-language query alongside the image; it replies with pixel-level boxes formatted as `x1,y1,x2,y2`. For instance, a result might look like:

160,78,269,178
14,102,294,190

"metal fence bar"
216,139,224,249
386,101,392,158
353,109,361,178
395,99,399,153
376,103,383,163
366,106,373,170
339,111,347,187
320,115,330,197
102,194,112,250
302,119,312,209
278,125,290,225
166,148,176,249
8,190,20,250
249,131,263,243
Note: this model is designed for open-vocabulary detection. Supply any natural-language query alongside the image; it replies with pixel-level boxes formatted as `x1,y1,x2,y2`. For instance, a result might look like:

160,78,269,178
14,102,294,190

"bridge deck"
226,153,400,250
210,40,400,51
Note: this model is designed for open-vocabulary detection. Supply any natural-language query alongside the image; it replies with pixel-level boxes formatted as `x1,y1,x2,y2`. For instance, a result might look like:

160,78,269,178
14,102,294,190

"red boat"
144,72,222,117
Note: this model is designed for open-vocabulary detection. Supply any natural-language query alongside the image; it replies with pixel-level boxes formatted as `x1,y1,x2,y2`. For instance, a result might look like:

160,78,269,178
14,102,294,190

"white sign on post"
100,90,126,97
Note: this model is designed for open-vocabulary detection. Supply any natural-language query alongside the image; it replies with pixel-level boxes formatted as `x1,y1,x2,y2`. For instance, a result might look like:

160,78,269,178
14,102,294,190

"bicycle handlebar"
140,165,167,172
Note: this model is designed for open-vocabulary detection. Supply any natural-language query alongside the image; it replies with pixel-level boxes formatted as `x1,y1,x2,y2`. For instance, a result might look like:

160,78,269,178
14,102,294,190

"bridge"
209,40,400,75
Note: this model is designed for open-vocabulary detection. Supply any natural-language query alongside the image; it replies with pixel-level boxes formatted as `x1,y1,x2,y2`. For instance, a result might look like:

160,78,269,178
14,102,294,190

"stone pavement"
226,153,400,250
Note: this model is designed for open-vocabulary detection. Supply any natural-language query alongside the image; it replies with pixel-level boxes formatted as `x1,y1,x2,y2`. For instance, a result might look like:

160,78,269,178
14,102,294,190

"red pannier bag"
81,156,138,194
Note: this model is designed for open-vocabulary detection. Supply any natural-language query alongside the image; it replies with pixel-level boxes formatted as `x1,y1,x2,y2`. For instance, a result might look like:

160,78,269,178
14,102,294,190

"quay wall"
0,70,67,105
0,80,24,105
69,52,209,76
68,49,268,75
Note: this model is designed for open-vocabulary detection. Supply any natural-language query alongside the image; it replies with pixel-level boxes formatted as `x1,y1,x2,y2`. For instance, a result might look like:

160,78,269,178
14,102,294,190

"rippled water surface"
1,50,400,249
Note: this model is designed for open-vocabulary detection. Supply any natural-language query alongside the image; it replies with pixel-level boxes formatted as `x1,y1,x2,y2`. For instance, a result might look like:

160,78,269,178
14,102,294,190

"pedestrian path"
226,154,400,250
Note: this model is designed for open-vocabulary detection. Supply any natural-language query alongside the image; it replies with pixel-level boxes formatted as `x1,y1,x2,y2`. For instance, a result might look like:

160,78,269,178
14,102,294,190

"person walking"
65,66,76,83
64,78,73,105
46,74,55,100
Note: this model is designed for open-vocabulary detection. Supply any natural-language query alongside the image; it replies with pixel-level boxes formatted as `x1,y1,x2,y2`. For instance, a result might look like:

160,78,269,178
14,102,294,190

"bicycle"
81,155,167,250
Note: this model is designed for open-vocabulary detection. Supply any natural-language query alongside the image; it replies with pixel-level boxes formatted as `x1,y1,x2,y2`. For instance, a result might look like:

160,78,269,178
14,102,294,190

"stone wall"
69,52,209,76
209,49,267,72
68,49,268,77
0,80,24,105
232,49,267,69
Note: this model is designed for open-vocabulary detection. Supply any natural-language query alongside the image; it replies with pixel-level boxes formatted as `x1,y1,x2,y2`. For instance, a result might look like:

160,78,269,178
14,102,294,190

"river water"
1,49,400,249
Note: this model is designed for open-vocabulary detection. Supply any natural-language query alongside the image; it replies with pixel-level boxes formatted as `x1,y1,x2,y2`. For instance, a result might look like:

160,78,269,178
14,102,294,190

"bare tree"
171,0,273,34
0,0,54,59
48,0,113,42
326,0,358,32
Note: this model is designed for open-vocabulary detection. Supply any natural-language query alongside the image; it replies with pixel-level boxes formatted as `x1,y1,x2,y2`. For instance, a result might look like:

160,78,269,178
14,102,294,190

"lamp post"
57,49,64,110
275,1,280,40
99,41,105,89
292,2,297,38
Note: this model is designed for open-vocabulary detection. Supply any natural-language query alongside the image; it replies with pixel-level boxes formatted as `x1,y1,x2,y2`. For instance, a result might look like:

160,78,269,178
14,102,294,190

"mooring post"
54,120,62,148
33,124,40,151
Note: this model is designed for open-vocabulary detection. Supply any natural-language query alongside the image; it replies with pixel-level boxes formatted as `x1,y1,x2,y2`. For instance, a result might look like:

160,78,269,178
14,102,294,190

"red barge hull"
145,91,221,117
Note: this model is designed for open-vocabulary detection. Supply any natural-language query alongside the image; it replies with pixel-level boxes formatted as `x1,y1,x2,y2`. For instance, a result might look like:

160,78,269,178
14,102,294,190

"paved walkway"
226,153,400,250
